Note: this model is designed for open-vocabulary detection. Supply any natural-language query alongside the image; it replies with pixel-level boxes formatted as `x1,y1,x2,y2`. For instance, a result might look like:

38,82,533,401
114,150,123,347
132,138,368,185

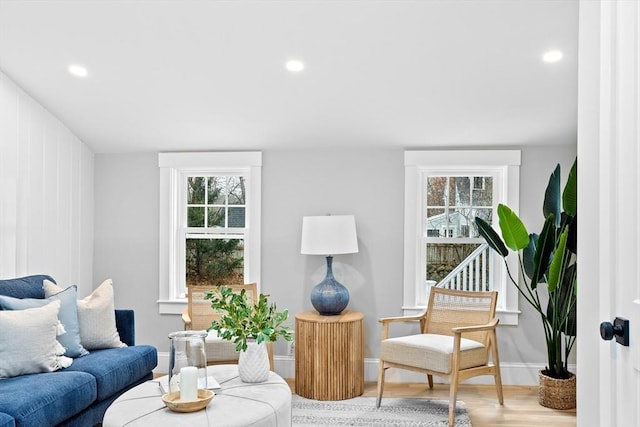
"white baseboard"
272,356,575,386
157,352,170,374
157,353,571,386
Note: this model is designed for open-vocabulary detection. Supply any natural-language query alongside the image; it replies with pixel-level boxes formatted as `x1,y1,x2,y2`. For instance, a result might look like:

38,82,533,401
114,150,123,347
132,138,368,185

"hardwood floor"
288,380,576,427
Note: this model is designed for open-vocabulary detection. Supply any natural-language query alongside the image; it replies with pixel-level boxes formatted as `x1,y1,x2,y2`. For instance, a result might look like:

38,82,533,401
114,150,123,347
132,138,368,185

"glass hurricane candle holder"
167,331,208,400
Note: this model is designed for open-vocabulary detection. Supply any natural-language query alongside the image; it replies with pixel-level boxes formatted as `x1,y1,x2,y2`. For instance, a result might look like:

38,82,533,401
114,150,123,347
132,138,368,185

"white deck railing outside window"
435,243,492,292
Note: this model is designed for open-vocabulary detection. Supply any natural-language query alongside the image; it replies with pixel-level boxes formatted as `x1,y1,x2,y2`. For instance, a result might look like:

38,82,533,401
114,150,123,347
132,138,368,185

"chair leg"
449,336,462,427
494,371,504,405
427,374,434,389
376,361,386,407
448,372,459,427
267,342,275,371
491,331,504,405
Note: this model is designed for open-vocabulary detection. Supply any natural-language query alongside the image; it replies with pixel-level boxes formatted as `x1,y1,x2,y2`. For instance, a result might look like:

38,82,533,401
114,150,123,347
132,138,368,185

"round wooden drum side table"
295,310,364,400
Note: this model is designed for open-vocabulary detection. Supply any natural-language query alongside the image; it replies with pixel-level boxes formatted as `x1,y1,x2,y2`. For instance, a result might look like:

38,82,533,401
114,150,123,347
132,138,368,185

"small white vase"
238,339,270,383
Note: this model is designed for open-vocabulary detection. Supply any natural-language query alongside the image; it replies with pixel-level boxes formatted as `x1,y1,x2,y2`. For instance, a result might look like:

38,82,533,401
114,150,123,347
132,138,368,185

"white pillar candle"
180,366,198,401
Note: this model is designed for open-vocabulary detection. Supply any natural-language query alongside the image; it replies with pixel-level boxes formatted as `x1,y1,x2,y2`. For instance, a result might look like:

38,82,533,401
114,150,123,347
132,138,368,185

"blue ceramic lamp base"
310,256,349,316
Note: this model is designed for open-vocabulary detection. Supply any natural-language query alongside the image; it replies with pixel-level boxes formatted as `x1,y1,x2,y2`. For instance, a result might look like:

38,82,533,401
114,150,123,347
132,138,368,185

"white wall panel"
78,142,94,296
15,92,30,274
0,71,94,290
0,75,18,277
26,99,44,276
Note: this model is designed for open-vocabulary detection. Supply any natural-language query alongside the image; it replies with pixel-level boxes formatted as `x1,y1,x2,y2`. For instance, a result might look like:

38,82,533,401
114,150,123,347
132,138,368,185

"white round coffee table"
103,364,291,427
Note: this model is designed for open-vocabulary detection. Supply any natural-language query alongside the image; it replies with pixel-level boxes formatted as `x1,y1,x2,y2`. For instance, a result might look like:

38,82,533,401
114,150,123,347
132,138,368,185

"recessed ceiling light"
542,50,563,63
68,64,89,77
285,60,305,73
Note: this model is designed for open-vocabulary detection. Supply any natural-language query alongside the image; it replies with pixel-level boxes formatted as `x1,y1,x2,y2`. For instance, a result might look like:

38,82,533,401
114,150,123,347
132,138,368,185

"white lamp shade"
301,215,359,255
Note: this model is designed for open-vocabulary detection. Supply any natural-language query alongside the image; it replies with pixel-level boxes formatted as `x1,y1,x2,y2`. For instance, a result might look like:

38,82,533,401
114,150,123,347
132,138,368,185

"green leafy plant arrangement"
475,159,577,380
204,286,293,352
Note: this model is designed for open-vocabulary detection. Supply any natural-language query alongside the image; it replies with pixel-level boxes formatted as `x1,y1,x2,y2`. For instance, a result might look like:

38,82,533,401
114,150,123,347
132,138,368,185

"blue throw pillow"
0,274,54,298
0,285,89,358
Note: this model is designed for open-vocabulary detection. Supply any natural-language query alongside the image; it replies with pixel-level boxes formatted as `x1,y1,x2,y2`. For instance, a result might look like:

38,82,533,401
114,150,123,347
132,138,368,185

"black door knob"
600,317,629,346
600,322,617,341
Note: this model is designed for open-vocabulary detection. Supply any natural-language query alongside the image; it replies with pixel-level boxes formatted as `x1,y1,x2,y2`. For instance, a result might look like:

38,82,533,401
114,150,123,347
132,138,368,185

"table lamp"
301,215,358,315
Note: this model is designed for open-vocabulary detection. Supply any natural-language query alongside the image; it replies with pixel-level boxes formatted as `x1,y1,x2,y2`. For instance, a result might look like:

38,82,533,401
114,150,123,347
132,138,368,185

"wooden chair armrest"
379,313,427,340
378,314,424,324
451,317,499,334
182,308,192,330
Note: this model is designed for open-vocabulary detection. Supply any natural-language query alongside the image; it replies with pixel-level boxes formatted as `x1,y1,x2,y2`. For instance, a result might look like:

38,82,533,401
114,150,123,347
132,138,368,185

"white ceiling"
0,0,578,154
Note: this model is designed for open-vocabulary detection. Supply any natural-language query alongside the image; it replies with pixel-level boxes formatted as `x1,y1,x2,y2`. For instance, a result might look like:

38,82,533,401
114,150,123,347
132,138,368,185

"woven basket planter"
538,370,576,410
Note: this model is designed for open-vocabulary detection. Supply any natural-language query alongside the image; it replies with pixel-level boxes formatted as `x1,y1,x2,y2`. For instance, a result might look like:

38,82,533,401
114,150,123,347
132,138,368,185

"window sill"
401,305,520,326
157,299,187,315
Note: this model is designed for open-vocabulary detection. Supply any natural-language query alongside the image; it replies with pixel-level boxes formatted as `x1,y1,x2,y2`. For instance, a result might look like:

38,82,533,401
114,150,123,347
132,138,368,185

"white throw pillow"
44,279,126,350
0,300,73,378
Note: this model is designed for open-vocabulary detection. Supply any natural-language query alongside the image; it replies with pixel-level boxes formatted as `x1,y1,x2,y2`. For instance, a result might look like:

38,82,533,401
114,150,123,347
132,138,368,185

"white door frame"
577,1,640,426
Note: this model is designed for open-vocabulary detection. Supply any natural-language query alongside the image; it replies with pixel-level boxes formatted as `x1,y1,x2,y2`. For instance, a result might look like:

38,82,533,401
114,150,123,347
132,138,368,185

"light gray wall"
93,154,180,348
261,149,405,358
93,145,576,370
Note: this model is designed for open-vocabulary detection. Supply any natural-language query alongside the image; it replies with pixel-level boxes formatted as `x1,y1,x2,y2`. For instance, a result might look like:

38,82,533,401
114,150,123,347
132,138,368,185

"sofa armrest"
115,309,135,346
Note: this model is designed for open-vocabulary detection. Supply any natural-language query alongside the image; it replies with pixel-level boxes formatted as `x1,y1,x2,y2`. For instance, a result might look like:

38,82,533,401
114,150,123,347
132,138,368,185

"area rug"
292,395,472,427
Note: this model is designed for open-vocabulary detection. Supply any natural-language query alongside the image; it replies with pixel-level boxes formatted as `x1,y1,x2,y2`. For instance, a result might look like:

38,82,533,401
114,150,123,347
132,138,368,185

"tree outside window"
185,176,246,287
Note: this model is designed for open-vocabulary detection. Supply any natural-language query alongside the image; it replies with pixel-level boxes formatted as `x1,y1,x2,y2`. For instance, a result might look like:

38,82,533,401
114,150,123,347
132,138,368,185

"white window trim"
403,150,521,325
157,152,262,314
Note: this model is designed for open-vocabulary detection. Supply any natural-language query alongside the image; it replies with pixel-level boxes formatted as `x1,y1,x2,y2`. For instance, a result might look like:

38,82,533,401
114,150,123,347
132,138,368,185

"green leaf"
523,233,538,280
543,164,561,228
562,158,577,217
548,229,569,292
475,216,508,257
546,259,577,340
566,214,577,254
532,215,556,286
497,204,530,251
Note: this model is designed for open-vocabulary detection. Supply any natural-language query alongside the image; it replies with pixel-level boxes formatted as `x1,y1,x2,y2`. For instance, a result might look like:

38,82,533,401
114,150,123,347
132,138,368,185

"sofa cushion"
0,275,53,299
64,345,157,401
381,333,487,374
44,279,126,350
0,301,73,378
0,371,96,427
0,286,88,358
0,413,14,427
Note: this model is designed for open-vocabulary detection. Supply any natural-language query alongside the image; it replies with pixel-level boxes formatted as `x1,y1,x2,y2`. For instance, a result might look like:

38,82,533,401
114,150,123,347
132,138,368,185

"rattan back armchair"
377,287,503,427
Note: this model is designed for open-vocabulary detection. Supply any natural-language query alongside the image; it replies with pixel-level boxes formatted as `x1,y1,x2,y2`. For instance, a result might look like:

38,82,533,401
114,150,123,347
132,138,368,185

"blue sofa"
0,275,158,427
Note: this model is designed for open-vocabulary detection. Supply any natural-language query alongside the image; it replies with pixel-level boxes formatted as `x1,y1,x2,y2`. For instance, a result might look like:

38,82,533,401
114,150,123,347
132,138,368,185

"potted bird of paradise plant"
475,158,577,409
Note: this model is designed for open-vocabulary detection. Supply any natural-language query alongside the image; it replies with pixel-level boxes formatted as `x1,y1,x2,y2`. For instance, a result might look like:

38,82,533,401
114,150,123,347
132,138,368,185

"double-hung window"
403,150,521,324
158,152,261,314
